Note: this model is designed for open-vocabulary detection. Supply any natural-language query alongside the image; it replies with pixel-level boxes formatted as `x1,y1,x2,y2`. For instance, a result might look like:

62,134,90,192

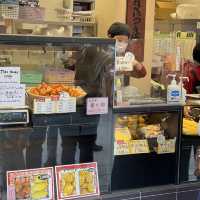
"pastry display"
27,82,86,98
140,124,161,138
183,118,198,136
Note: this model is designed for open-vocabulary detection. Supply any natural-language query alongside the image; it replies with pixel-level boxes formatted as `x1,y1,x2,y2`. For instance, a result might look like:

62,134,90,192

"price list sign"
0,83,25,107
129,140,149,154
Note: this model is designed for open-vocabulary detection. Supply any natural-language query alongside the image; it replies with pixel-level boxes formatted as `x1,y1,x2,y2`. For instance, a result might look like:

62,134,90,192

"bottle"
115,78,122,105
167,74,181,103
179,77,189,104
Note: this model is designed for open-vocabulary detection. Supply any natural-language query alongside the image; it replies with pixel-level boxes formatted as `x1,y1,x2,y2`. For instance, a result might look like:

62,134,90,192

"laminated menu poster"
55,162,100,200
7,167,54,200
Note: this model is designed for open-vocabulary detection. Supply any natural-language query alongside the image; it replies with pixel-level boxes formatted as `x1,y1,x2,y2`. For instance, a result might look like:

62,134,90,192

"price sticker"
157,139,176,154
157,134,166,145
114,141,130,156
129,140,149,154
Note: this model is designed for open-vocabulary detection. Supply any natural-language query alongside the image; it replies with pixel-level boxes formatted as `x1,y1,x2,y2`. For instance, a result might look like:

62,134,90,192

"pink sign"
86,97,108,115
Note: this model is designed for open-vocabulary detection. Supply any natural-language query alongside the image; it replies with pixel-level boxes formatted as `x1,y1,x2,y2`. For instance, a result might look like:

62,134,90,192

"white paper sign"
0,67,20,83
86,97,108,115
0,83,25,107
116,56,133,71
33,97,76,114
57,97,76,113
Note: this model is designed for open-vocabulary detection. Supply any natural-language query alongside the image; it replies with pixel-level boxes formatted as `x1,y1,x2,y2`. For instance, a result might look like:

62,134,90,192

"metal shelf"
9,19,96,27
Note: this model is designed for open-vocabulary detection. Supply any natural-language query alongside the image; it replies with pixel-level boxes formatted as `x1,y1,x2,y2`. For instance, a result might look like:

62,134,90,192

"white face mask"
116,41,128,54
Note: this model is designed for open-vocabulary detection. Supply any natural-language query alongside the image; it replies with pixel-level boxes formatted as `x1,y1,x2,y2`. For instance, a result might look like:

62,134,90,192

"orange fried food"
28,83,86,97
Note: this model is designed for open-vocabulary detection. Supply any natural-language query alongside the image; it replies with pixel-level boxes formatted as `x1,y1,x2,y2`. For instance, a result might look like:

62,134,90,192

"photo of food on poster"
7,167,54,200
55,162,100,200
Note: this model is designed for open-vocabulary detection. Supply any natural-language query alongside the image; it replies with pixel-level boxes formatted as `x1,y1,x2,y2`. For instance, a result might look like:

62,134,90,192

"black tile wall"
142,193,176,200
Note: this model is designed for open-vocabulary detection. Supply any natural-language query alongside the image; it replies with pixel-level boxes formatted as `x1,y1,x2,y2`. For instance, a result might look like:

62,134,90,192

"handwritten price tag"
114,141,130,156
0,83,25,107
157,139,176,154
129,140,149,154
116,56,133,71
86,97,108,115
0,67,20,83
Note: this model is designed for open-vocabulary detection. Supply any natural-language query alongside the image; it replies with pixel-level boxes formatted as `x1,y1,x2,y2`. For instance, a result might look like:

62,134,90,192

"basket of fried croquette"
26,82,87,106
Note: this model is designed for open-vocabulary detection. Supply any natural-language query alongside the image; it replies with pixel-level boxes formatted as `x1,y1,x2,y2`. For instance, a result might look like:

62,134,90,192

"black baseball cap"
107,22,131,38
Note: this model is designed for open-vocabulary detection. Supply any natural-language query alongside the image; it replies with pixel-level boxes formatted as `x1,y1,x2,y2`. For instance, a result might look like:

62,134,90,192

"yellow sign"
176,31,196,40
157,139,176,154
129,140,149,154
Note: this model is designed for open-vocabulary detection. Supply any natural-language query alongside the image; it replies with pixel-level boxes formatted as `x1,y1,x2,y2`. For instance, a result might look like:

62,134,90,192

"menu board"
55,162,100,200
0,83,25,107
33,97,76,114
7,167,54,200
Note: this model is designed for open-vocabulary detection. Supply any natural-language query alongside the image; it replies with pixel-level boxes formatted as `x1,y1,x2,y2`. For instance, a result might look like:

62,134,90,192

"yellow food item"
87,184,95,193
79,170,95,194
31,182,48,194
31,175,49,199
115,127,132,141
183,118,198,136
63,172,75,183
62,172,76,197
31,190,48,200
63,184,74,196
140,124,161,138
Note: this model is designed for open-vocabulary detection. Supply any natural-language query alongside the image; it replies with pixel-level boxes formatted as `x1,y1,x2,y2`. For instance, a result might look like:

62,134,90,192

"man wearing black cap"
107,22,146,79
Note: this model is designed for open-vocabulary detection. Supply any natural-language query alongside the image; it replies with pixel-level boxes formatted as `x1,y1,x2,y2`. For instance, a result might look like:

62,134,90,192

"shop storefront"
0,0,200,200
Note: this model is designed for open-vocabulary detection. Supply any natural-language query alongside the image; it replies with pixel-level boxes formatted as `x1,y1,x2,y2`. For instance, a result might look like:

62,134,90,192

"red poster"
55,162,100,200
126,0,146,61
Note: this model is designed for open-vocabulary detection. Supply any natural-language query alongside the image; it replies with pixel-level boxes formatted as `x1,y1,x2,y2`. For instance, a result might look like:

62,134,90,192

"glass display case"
111,105,182,190
180,103,200,183
0,35,115,198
